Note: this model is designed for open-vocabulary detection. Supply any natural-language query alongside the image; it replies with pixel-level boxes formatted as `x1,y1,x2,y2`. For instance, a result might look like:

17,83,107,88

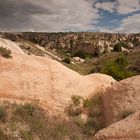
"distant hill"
1,32,140,79
1,32,140,56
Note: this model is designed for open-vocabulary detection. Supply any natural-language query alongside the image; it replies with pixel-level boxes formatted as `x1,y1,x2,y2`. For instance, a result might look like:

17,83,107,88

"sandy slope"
0,38,115,113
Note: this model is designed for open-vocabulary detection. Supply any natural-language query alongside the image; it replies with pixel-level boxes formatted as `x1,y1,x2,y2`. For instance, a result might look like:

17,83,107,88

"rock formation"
0,38,115,113
1,32,139,56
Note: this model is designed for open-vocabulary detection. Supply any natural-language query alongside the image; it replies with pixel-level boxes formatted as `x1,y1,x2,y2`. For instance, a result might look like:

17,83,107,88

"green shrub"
0,106,6,122
14,103,36,121
22,103,36,116
62,57,71,64
113,43,122,52
0,101,85,140
71,95,82,106
67,95,83,116
89,107,102,118
67,105,82,116
0,47,12,58
84,117,103,135
20,130,33,140
92,95,102,107
83,118,98,135
26,46,31,50
115,55,128,68
74,116,85,127
113,42,126,52
74,50,86,59
83,99,93,108
67,94,104,136
102,55,134,80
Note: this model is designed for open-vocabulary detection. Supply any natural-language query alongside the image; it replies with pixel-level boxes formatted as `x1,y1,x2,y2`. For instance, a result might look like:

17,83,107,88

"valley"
0,32,140,140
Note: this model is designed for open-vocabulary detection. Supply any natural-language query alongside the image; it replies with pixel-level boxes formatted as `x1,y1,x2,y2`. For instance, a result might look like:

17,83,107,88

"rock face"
127,42,134,49
102,75,140,126
1,32,139,56
73,42,96,55
73,57,85,63
0,38,115,113
93,75,140,140
96,41,105,55
94,112,140,140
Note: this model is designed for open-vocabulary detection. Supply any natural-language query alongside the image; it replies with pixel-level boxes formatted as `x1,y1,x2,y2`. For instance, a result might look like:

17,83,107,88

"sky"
0,0,140,33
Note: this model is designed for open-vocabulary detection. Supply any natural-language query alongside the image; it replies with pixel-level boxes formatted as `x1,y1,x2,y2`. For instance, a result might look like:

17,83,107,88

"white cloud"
102,13,140,33
30,0,100,32
0,0,100,32
95,2,116,13
1,0,140,32
95,0,140,15
116,0,140,14
118,13,140,33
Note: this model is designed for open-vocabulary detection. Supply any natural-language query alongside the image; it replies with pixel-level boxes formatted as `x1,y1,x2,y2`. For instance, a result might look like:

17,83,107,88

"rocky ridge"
1,32,140,56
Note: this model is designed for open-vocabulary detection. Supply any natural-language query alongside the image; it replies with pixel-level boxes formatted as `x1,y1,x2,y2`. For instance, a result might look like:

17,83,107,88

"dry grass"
0,101,87,140
67,94,104,136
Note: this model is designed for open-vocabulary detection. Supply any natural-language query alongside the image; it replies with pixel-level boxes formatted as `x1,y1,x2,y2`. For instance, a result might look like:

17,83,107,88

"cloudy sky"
0,0,140,33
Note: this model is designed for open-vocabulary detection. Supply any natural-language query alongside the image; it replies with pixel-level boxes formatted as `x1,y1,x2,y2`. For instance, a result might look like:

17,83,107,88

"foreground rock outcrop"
93,75,140,140
0,38,115,113
94,112,140,140
102,75,140,126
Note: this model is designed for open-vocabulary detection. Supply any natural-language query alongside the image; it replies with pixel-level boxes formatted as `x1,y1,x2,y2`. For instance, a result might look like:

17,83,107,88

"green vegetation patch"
113,42,126,52
12,102,84,140
62,57,71,64
0,101,87,140
0,46,12,58
101,55,134,80
0,105,7,123
67,94,104,136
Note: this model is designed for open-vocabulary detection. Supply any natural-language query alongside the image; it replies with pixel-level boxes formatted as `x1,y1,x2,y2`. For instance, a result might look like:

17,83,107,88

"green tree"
114,42,127,52
102,55,134,80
